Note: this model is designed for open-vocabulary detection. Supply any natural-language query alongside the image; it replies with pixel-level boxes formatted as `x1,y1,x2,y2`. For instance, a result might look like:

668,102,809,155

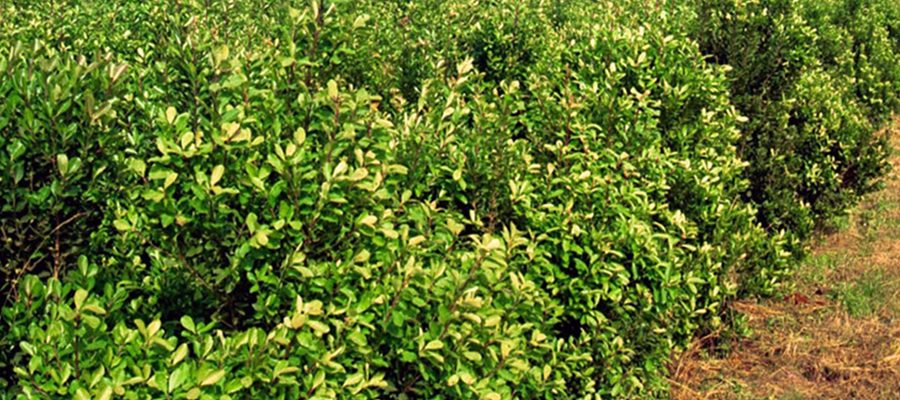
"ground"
670,119,900,400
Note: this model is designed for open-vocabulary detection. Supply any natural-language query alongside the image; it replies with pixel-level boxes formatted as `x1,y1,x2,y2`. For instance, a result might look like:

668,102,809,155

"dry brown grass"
669,119,900,400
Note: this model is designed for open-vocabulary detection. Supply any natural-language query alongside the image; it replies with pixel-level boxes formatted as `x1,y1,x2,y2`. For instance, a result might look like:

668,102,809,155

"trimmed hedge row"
0,0,895,398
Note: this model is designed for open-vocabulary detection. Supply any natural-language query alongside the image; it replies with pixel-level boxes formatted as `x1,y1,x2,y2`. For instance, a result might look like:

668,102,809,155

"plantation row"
0,0,897,398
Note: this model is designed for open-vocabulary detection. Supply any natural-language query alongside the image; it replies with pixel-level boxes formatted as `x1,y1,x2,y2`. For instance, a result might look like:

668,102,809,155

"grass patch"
835,270,890,317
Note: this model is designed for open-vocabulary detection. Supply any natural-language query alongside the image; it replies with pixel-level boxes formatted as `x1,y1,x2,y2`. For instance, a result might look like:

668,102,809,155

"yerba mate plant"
0,0,896,398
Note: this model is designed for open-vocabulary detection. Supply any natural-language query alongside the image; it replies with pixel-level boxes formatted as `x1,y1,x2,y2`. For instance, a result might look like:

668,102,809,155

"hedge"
0,0,895,398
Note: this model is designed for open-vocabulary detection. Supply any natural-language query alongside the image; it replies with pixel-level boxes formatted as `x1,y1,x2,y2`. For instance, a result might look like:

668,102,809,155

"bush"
510,4,787,394
804,0,900,124
0,0,896,398
690,0,892,262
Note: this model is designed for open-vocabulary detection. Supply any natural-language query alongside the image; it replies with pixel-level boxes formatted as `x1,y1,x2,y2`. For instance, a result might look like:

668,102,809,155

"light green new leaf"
307,320,330,335
98,385,113,400
200,369,226,387
74,289,88,311
342,372,364,388
424,340,443,351
57,154,69,177
171,343,189,366
166,107,177,125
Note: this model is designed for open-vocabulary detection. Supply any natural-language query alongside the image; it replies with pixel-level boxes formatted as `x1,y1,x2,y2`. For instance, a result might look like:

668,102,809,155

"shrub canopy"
0,0,895,398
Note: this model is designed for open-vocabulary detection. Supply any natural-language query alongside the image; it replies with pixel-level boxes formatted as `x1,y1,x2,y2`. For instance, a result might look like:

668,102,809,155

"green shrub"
804,0,900,124
3,9,564,396
690,0,892,261
1,0,896,398
0,42,137,388
510,4,787,394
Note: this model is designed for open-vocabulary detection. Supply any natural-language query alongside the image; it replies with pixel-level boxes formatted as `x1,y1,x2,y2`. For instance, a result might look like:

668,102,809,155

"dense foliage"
690,0,895,260
0,0,896,398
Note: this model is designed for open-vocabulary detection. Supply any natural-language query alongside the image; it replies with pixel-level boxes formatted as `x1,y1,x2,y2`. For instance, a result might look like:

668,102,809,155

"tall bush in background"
690,0,892,269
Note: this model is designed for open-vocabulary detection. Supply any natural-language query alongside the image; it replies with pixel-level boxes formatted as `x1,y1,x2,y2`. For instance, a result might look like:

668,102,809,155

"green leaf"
447,219,465,236
164,172,178,189
180,131,194,149
211,165,225,187
294,127,306,147
424,340,443,351
353,249,371,263
342,372,363,388
500,340,515,358
280,57,296,67
215,45,230,63
333,160,348,178
352,14,369,29
508,358,529,372
168,367,187,393
273,361,299,381
408,235,426,248
200,369,226,387
8,140,26,162
75,388,90,400
426,351,444,363
181,316,196,334
327,79,339,100
134,319,147,338
246,213,260,233
171,343,188,366
98,385,113,400
306,320,330,335
387,164,408,175
57,154,69,177
223,122,240,140
185,388,201,400
347,331,368,347
111,63,128,82
83,315,101,329
151,337,175,351
166,107,177,125
78,255,89,275
231,128,251,143
148,320,161,338
81,304,106,315
290,313,308,329
225,379,244,394
358,215,377,227
381,228,399,240
252,231,269,247
19,342,34,357
90,365,105,389
113,219,132,232
346,167,368,181
74,289,88,311
142,189,165,202
131,159,147,176
68,157,83,176
463,351,482,362
304,300,324,316
312,370,326,390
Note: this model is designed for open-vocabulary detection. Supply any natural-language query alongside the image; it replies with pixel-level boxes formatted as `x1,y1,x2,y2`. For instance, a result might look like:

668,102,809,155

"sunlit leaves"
1,0,896,399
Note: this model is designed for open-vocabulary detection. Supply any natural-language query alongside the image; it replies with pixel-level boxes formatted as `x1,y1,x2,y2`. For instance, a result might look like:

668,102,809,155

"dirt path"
670,120,900,400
